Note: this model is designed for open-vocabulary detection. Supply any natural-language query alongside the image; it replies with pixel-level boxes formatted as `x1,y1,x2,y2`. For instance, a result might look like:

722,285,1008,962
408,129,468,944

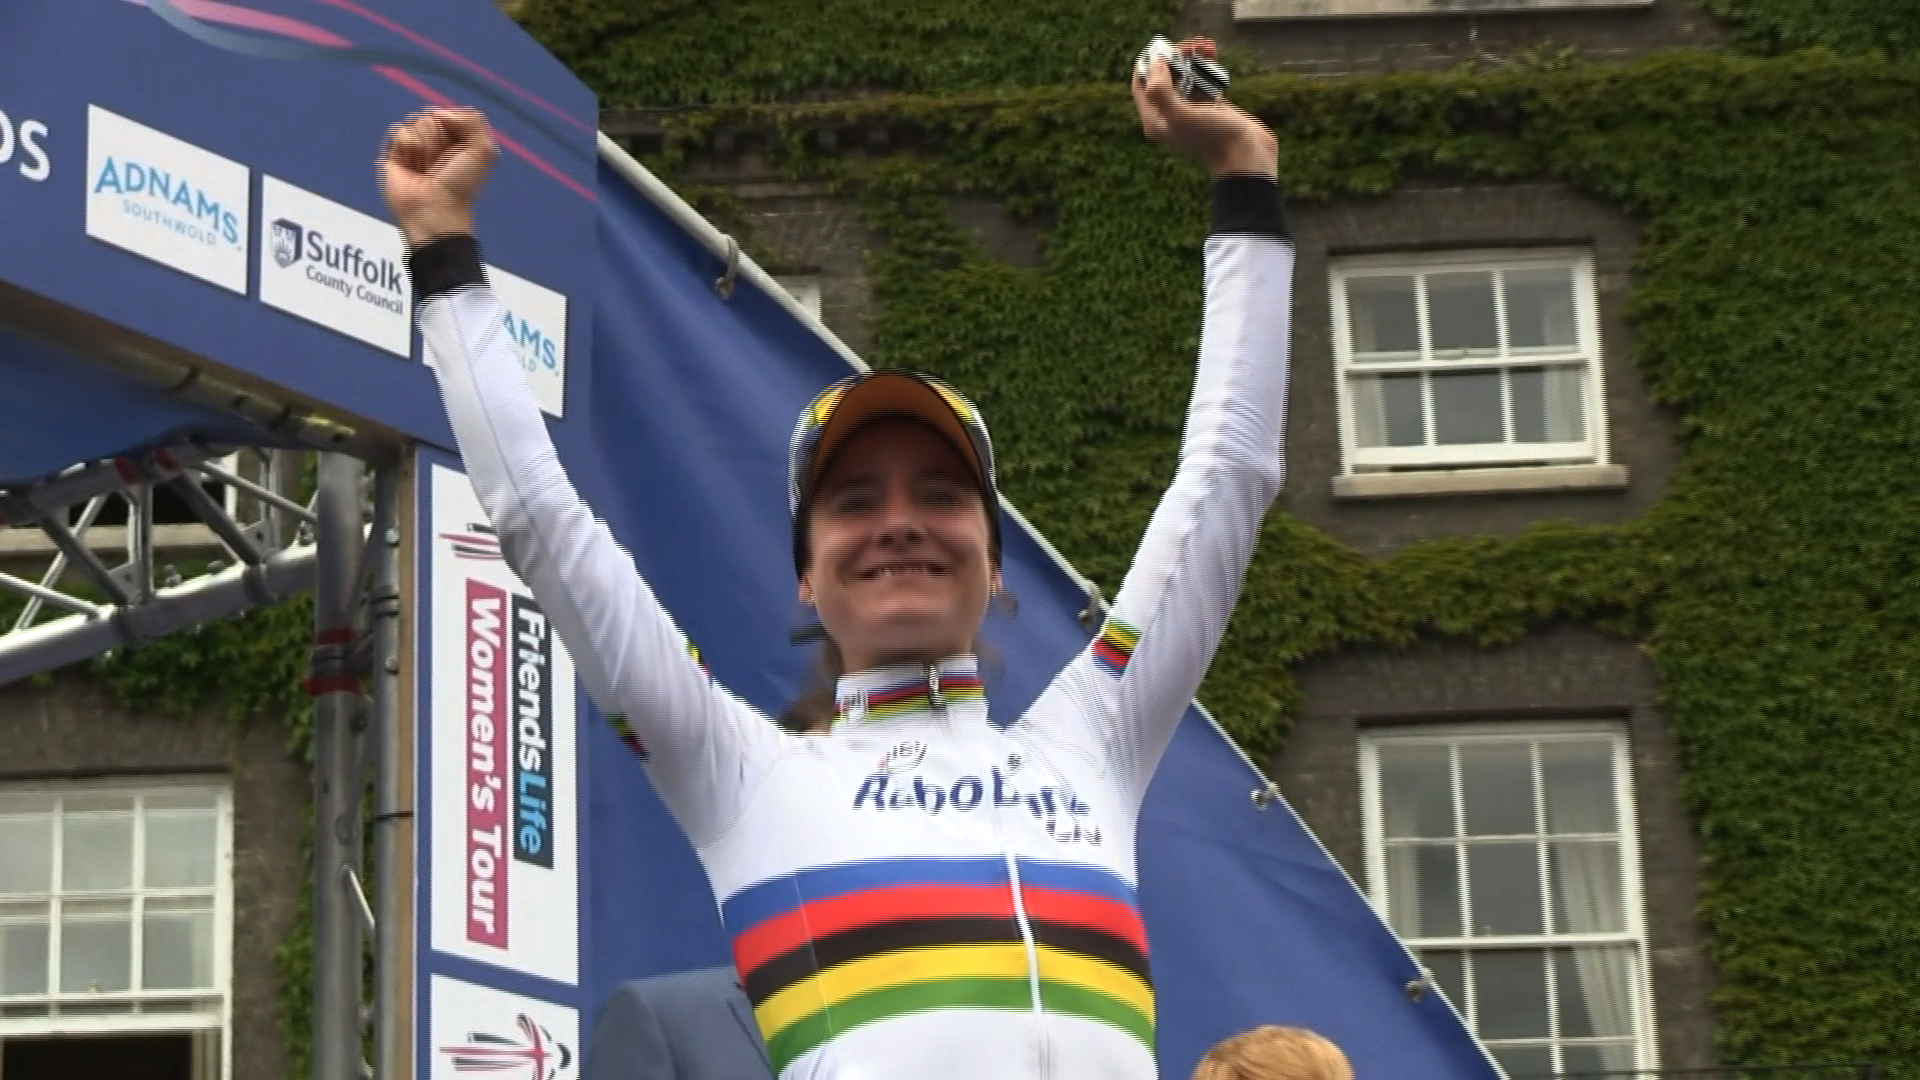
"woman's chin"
841,614,966,664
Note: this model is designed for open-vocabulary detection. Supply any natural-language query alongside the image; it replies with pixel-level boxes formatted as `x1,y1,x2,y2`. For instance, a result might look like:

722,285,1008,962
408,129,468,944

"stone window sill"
1332,463,1628,500
1234,0,1651,20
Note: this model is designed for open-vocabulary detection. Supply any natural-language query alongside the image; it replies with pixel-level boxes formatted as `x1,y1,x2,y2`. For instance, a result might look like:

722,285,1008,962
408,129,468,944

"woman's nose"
874,488,925,544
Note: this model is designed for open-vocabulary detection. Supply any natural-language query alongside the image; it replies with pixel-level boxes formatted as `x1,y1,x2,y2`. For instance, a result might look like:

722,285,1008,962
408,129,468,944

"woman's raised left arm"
1025,44,1293,798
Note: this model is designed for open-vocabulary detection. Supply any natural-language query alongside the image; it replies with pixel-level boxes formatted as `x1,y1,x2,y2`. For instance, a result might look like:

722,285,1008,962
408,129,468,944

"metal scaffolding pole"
310,452,367,1080
365,466,406,1080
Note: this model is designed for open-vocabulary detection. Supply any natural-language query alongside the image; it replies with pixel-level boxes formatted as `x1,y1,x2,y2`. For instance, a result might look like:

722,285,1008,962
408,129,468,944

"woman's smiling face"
801,418,998,673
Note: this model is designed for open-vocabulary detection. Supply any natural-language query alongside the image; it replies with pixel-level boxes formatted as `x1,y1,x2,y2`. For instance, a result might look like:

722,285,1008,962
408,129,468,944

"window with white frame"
1360,726,1654,1079
0,780,231,1080
1332,250,1606,474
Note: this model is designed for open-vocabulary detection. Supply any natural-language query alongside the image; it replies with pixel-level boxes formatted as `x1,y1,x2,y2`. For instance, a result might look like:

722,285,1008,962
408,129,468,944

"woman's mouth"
859,561,948,580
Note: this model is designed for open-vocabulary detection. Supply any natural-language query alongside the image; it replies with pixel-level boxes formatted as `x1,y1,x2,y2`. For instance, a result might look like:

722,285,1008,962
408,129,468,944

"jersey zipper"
926,662,945,714
1005,849,1050,1078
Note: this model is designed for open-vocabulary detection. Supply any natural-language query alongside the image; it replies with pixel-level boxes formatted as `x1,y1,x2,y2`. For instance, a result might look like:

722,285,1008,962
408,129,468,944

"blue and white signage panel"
0,0,597,444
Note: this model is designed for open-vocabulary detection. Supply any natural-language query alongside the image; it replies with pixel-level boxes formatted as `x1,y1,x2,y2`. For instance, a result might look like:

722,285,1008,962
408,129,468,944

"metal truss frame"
0,444,320,683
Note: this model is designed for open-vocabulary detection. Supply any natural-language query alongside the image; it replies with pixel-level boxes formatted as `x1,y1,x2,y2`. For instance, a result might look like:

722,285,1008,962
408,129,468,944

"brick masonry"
0,674,305,1080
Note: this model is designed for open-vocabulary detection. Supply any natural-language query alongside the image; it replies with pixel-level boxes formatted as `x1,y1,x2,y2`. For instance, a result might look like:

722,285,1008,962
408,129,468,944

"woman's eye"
827,490,877,514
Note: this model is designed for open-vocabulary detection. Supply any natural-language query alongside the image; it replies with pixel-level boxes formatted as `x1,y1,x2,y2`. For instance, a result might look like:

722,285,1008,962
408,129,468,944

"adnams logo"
85,106,250,294
486,263,569,419
0,104,51,183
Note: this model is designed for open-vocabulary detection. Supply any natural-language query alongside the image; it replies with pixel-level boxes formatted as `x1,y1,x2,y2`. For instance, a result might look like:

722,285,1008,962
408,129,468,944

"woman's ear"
798,577,814,608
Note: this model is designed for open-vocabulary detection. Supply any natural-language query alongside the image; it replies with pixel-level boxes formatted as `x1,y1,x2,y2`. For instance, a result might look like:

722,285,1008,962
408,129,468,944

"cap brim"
807,373,988,496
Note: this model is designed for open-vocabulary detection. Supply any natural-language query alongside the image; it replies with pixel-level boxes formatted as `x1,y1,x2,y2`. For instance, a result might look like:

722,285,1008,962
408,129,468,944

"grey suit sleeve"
583,986,677,1080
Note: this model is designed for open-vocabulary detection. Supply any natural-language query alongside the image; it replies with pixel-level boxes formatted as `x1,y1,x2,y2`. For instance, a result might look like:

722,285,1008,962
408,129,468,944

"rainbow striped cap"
789,371,1000,576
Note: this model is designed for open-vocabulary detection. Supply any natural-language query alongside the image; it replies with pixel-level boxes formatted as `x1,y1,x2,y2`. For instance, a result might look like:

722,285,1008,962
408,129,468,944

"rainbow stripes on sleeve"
602,639,711,761
722,856,1154,1075
1094,618,1140,677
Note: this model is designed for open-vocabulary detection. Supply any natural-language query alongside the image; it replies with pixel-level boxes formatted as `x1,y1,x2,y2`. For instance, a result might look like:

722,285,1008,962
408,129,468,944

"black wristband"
407,234,486,304
1210,175,1289,240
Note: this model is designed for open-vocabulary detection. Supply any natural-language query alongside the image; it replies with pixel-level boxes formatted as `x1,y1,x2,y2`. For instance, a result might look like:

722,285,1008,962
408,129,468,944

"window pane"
1386,844,1462,938
1421,949,1466,1014
0,902,51,995
1473,949,1551,1040
143,899,215,990
1510,367,1588,444
1460,742,1536,837
1351,373,1425,448
1347,276,1420,356
1554,947,1637,1039
0,815,53,894
1487,1043,1555,1079
145,811,217,890
1428,272,1499,356
1541,741,1618,835
1467,842,1545,936
59,899,132,993
1548,841,1625,934
1505,267,1578,350
1378,743,1454,838
1432,372,1504,445
1561,1041,1637,1076
62,813,133,892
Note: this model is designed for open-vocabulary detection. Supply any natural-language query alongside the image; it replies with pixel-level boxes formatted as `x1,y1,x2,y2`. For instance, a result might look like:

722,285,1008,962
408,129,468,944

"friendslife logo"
465,580,511,948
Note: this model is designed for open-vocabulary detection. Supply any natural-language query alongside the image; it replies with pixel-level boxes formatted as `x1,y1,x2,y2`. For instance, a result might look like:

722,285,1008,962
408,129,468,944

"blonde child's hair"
1190,1026,1354,1080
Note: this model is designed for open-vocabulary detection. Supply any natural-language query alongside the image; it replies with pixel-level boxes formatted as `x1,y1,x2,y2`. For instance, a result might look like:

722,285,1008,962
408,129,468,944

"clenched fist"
377,106,500,248
1132,38,1277,179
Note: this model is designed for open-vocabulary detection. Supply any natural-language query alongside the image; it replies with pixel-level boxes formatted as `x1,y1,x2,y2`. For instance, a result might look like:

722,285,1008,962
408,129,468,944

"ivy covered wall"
1703,0,1920,54
56,0,1920,1074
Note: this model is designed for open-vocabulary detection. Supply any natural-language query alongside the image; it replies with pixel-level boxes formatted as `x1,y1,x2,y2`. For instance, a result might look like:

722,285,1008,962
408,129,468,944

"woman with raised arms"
380,39,1293,1080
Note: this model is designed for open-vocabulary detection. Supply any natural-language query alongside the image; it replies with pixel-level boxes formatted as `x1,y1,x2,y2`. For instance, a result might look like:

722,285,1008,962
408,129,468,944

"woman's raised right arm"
411,237,784,844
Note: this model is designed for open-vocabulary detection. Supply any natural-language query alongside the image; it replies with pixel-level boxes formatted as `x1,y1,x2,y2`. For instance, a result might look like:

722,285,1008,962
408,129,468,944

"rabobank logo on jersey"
486,263,569,418
84,106,249,294
259,175,412,357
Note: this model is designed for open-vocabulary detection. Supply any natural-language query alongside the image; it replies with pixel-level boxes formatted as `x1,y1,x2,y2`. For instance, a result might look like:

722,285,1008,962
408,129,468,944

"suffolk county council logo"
271,218,303,269
439,1014,573,1079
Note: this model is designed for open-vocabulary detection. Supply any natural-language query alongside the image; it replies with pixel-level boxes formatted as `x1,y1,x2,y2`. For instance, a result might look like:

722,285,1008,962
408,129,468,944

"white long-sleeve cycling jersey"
411,176,1294,1080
